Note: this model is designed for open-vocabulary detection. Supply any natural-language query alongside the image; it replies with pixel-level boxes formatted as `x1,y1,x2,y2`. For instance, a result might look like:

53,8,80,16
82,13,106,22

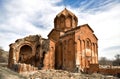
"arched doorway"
19,45,32,65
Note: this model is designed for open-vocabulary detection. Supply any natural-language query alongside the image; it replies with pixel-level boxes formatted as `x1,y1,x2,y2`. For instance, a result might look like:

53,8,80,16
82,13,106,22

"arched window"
86,38,91,49
65,16,72,28
87,41,90,48
60,15,65,29
64,40,66,50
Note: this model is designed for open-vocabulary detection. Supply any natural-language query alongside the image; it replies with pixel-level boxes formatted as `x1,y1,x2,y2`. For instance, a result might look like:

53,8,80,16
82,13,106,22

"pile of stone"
28,69,118,79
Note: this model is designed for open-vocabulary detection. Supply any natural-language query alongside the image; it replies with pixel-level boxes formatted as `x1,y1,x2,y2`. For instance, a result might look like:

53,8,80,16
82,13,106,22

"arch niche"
85,38,92,68
65,15,72,28
19,45,33,65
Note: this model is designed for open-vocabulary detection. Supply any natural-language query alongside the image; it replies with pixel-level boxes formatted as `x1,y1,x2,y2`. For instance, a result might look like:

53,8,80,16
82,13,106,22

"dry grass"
0,66,27,79
0,47,27,79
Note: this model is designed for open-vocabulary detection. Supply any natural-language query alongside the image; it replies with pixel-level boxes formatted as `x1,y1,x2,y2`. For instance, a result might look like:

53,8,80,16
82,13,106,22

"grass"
0,66,27,79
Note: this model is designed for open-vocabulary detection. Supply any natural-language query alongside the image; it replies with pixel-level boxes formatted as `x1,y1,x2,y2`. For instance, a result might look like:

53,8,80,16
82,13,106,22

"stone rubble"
27,69,118,79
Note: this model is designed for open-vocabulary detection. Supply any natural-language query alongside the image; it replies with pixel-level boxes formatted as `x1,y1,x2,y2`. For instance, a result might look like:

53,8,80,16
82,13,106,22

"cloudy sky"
0,0,120,59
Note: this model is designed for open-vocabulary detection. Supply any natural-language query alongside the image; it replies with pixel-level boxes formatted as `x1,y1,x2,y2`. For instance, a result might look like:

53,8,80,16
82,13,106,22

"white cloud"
77,3,120,59
0,0,120,59
63,1,120,59
0,0,64,50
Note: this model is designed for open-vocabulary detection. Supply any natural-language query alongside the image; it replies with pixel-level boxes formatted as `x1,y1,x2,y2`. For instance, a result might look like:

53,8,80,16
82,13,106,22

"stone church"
8,8,98,73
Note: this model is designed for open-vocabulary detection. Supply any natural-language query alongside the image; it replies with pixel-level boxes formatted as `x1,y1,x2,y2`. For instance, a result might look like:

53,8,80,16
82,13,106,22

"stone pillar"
62,41,66,70
62,43,64,69
97,44,98,64
93,43,95,64
52,47,55,69
80,40,83,69
49,47,55,69
76,40,80,66
48,50,50,69
95,44,96,64
95,43,98,64
9,47,17,68
91,43,93,64
60,43,63,68
81,40,85,69
79,40,82,69
43,52,49,69
92,43,94,63
84,40,86,68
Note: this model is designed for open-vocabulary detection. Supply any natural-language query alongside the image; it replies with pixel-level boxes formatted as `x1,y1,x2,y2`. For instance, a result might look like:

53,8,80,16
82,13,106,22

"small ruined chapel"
8,8,98,73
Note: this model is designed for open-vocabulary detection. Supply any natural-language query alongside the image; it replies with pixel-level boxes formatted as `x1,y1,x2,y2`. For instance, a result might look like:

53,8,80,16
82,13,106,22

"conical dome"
54,8,78,31
56,8,77,18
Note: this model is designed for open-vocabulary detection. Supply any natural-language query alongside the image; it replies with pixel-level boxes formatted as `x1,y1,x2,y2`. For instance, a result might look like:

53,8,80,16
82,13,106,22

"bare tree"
115,54,120,60
99,57,107,65
113,54,120,66
99,57,113,65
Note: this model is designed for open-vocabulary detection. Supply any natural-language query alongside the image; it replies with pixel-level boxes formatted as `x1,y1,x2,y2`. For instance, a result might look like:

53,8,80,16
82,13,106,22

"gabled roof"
48,29,56,37
62,24,98,40
80,24,94,33
80,24,98,40
48,29,60,37
64,24,94,33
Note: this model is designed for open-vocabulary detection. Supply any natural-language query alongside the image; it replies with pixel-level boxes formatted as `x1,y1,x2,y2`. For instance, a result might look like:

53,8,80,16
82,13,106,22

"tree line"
99,54,120,66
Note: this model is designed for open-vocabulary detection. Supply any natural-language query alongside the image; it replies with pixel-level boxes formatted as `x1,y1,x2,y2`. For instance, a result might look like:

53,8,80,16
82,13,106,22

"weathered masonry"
8,8,98,73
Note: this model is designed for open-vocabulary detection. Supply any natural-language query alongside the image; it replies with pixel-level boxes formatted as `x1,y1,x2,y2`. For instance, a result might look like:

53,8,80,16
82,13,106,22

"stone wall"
86,65,120,76
99,68,120,75
86,64,99,73
13,63,38,73
8,35,52,73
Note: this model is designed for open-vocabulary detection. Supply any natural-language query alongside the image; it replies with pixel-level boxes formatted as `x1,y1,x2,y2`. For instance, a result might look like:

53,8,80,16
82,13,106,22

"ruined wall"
8,35,50,72
42,39,55,69
86,64,99,73
98,66,120,75
99,68,120,75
